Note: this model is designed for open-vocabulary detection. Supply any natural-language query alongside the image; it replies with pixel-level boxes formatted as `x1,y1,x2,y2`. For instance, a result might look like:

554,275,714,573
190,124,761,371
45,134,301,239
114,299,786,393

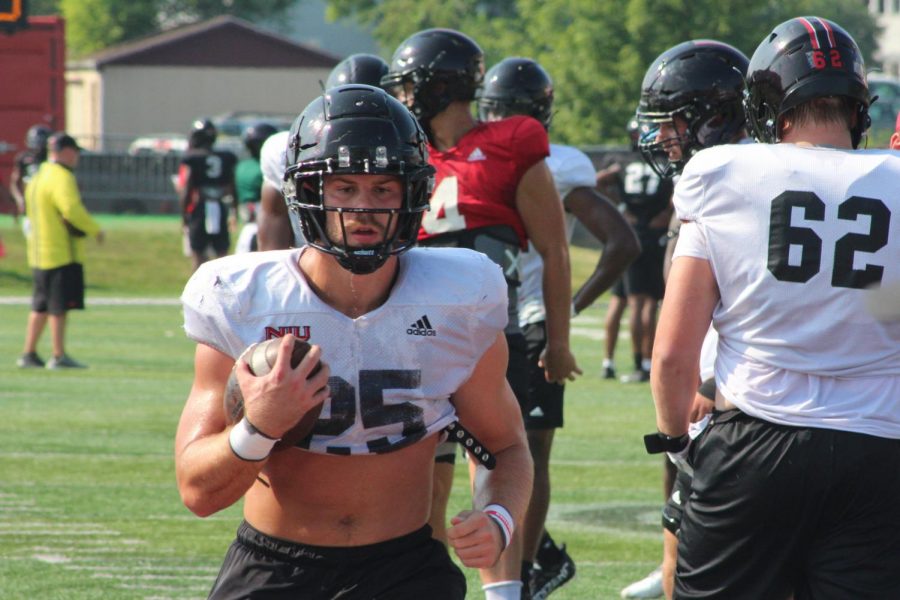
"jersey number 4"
421,176,467,233
767,191,890,288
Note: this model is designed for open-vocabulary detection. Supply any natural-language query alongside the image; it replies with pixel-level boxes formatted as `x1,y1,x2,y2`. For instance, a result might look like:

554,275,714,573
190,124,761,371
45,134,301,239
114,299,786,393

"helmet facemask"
282,86,435,275
285,156,432,275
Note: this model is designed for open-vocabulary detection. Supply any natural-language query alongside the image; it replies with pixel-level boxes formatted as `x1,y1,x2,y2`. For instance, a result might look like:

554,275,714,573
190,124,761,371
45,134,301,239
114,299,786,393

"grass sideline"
0,215,665,599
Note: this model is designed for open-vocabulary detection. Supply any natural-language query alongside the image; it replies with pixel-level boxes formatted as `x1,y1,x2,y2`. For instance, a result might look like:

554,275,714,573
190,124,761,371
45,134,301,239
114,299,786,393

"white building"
869,0,900,77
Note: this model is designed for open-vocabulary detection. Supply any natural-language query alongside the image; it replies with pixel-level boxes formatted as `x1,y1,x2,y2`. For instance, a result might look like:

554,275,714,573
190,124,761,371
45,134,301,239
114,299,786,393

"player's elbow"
179,484,220,518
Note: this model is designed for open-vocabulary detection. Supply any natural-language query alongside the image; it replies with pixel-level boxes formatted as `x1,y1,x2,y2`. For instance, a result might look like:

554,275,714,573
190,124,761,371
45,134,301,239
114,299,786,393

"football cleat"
620,565,663,598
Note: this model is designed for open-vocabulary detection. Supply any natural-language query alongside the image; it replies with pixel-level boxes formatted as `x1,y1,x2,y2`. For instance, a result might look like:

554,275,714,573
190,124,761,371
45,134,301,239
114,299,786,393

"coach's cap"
49,132,81,152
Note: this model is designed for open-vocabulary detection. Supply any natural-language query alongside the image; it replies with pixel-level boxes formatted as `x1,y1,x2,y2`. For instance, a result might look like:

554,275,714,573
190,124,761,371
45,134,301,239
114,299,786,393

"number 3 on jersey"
421,176,467,234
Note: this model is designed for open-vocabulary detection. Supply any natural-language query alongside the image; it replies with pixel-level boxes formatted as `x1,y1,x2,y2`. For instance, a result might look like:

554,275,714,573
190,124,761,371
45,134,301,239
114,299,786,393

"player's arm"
516,159,579,384
177,163,192,224
174,336,329,517
257,183,293,250
565,187,640,314
651,255,718,437
9,165,25,216
446,332,533,568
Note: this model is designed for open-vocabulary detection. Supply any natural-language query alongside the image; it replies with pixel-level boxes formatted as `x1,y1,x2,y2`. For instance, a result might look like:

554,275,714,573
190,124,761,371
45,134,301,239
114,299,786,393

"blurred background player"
653,18,898,598
383,29,580,600
18,133,104,370
597,118,673,383
10,124,52,233
256,53,389,251
620,39,749,599
234,122,277,253
478,56,639,599
177,118,237,271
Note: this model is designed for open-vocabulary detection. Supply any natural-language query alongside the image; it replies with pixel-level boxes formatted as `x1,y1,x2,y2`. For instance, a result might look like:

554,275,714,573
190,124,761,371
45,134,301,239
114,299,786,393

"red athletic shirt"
418,115,549,247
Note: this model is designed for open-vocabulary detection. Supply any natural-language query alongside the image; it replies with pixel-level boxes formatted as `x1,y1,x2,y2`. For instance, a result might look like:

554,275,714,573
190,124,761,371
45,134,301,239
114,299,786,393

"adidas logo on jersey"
407,315,436,336
467,147,486,162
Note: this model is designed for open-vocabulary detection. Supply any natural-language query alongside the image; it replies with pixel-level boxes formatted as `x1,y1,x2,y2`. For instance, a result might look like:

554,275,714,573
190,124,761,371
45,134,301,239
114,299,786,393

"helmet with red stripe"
744,16,870,147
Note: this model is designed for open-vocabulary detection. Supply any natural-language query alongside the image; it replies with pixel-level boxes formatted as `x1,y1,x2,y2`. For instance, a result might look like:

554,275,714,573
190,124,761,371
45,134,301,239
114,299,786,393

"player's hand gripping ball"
223,338,324,449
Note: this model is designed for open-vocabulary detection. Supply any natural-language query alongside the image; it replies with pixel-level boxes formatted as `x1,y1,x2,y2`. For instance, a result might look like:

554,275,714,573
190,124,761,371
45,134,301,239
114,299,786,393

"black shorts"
187,201,230,255
661,469,691,535
620,226,666,299
31,263,84,315
676,410,900,600
506,331,531,413
209,521,466,600
522,321,563,430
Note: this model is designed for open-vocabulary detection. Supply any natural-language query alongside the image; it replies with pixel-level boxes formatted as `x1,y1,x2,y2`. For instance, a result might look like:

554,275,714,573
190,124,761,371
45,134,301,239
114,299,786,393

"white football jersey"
260,130,290,190
673,143,900,438
182,246,508,455
518,144,596,326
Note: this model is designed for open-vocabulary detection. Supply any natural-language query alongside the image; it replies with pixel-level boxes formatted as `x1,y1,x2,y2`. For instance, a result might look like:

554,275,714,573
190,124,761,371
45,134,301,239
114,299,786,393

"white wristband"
484,503,514,550
228,417,279,462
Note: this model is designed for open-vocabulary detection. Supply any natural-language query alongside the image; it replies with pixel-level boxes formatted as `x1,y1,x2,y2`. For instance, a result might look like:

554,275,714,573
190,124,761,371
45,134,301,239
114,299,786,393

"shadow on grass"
560,503,663,534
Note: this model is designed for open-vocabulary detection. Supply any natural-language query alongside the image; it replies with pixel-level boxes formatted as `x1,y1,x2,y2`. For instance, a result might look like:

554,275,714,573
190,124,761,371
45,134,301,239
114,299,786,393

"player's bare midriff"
243,433,440,546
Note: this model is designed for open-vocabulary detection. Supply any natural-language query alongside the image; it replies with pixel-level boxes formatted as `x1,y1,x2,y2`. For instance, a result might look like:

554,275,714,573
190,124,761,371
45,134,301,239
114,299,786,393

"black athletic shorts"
186,200,230,255
675,409,900,600
661,469,691,535
522,321,563,430
31,263,84,315
620,226,666,300
506,331,531,413
209,521,466,600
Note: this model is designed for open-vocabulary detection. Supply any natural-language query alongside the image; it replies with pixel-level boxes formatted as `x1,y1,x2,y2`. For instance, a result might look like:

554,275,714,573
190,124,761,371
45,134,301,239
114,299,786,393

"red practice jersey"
418,115,549,247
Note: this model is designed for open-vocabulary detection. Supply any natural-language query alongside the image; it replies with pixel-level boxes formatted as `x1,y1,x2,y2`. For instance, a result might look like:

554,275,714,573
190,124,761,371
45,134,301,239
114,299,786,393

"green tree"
325,0,879,145
59,0,295,58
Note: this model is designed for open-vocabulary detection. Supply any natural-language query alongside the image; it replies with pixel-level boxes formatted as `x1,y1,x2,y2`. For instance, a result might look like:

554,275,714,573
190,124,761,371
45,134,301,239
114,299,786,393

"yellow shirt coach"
25,161,101,270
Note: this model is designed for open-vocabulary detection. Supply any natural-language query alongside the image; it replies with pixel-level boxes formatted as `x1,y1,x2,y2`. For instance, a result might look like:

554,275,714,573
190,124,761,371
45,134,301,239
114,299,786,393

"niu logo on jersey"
264,325,311,341
407,315,436,337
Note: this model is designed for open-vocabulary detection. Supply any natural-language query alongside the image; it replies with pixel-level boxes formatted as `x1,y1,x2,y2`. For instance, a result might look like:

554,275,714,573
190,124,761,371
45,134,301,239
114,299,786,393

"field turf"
0,215,665,599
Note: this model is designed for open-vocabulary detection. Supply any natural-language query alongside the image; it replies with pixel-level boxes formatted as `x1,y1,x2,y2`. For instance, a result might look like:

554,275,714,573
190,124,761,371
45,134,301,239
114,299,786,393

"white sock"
602,358,613,368
483,580,523,600
641,358,652,372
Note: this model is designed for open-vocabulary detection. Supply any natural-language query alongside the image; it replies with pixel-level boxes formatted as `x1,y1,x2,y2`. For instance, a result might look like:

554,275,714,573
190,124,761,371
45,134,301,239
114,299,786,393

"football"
223,338,324,449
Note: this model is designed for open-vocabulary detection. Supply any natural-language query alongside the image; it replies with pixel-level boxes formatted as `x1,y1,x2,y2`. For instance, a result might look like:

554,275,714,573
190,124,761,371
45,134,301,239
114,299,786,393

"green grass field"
0,216,665,599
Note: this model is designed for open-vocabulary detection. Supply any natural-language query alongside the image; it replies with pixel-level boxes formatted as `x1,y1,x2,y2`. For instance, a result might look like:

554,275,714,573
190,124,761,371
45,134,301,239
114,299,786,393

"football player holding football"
175,85,533,600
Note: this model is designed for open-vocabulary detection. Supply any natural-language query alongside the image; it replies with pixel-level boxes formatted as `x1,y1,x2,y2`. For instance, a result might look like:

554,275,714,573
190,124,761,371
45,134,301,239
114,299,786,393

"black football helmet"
326,53,389,89
189,118,217,149
25,124,52,152
637,40,749,178
381,28,484,124
282,84,435,275
744,16,870,148
477,57,554,129
242,122,278,158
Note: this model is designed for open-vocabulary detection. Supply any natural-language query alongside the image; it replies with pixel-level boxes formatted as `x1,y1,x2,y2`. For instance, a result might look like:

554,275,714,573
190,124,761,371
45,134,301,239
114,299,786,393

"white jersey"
673,142,900,438
260,131,290,190
182,246,508,455
518,143,596,326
